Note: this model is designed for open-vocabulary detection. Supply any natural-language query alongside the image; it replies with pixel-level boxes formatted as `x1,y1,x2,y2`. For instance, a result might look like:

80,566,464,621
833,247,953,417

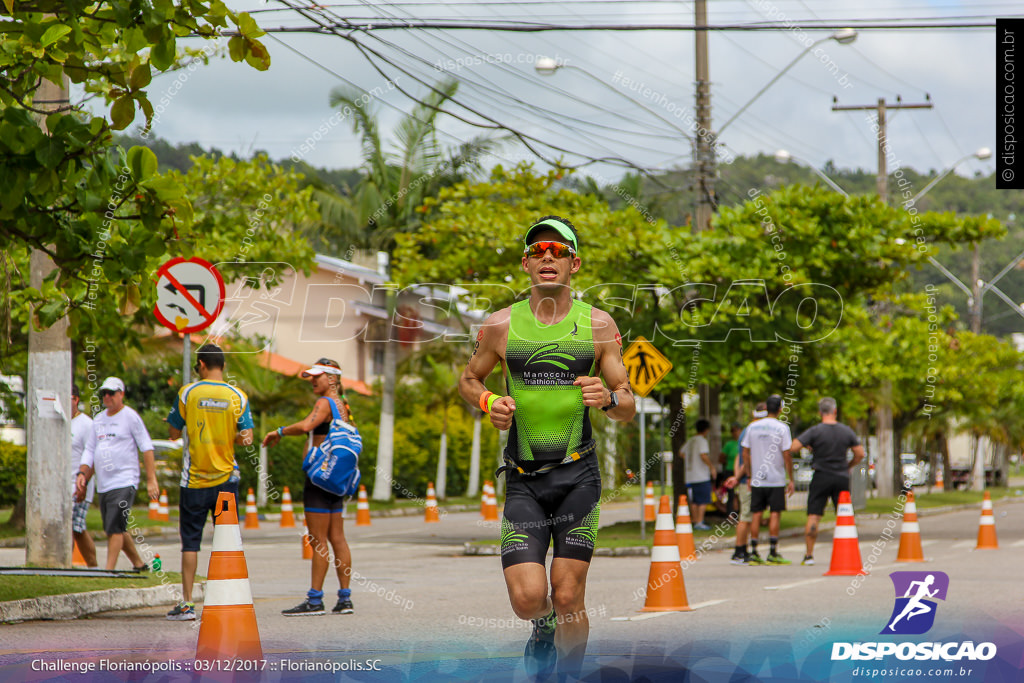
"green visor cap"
524,219,578,254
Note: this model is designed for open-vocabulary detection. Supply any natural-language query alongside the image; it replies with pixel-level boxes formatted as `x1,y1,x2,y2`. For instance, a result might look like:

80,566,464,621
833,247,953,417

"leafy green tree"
1,0,271,342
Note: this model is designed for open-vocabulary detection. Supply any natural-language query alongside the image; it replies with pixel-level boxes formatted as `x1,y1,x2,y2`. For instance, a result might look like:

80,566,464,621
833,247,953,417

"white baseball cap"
99,377,125,393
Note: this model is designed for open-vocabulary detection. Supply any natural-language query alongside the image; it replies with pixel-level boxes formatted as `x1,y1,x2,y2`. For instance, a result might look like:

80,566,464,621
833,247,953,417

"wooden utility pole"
832,96,932,497
27,74,74,568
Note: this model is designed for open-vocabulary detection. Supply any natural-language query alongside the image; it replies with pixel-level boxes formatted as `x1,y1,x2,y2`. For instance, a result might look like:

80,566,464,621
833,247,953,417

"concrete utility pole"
832,96,932,498
692,0,722,462
693,0,715,233
27,74,73,568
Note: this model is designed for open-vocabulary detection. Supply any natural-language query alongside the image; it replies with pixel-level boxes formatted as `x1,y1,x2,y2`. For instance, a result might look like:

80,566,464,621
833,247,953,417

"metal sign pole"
181,335,190,458
639,399,646,541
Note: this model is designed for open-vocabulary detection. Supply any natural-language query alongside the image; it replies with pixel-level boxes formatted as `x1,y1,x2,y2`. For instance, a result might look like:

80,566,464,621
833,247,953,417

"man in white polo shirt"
75,377,158,571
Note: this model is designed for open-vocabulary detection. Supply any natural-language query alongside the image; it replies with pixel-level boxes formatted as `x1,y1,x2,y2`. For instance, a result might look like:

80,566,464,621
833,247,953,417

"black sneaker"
523,613,557,678
801,555,815,566
332,598,354,615
166,601,196,621
132,563,149,572
745,551,764,565
729,553,747,566
282,599,325,617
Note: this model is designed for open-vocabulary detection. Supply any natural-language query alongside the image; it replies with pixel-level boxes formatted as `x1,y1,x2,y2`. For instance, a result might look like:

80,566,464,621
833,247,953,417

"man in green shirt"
460,216,636,679
720,423,742,517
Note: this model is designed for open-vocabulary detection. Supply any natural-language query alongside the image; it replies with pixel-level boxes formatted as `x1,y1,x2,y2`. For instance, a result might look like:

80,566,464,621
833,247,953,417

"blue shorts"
688,480,713,506
179,481,239,552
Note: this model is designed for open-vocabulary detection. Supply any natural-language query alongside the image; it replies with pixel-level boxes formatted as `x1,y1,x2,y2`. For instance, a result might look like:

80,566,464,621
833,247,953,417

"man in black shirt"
790,397,865,566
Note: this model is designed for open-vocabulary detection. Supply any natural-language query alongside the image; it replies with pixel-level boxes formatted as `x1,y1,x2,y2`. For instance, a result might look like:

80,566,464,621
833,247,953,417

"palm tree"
323,78,499,502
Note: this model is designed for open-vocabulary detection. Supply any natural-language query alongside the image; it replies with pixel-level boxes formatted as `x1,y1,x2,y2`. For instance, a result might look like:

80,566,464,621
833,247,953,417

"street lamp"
774,149,849,195
718,29,858,136
911,147,992,204
533,58,694,139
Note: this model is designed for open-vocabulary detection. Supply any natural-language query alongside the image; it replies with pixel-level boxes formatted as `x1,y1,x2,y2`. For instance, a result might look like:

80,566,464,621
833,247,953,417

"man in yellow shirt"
165,343,254,620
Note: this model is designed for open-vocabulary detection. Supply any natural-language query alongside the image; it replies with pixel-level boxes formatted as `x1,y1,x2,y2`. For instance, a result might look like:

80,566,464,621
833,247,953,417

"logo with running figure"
881,571,949,635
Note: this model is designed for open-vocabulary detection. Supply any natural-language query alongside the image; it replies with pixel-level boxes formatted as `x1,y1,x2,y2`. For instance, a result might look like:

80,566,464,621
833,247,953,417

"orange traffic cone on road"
279,487,296,528
675,495,697,561
425,482,440,523
976,491,999,550
824,491,867,576
896,491,925,562
244,488,259,529
934,467,944,492
157,489,170,522
301,522,313,560
644,482,656,522
195,492,262,661
482,481,499,522
641,495,691,612
72,539,88,567
356,485,371,526
148,498,160,520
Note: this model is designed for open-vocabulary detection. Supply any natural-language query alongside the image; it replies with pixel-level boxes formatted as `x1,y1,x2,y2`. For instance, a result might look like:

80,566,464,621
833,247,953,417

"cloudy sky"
95,0,1012,183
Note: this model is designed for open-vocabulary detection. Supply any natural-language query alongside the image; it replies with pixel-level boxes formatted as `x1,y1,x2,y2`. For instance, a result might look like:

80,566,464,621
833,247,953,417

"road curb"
0,582,204,624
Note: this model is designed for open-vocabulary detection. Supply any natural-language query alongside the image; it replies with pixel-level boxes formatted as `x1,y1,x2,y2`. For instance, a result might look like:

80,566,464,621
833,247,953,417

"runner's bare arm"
588,309,635,422
848,444,866,470
261,398,331,446
459,309,515,430
235,428,254,446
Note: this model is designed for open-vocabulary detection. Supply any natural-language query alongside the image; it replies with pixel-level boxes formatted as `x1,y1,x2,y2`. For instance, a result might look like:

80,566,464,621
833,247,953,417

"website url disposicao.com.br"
852,665,977,678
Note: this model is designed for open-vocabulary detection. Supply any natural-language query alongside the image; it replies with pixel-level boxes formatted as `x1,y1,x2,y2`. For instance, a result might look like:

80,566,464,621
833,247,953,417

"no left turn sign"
153,257,225,333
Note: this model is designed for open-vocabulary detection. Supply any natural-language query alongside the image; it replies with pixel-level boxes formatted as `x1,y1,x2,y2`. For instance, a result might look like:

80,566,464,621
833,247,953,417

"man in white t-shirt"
736,395,794,565
680,419,716,531
70,384,98,567
75,377,157,571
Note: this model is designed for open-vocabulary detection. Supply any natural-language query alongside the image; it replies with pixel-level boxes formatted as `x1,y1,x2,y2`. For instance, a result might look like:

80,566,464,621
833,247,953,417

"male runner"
459,216,635,678
789,397,865,566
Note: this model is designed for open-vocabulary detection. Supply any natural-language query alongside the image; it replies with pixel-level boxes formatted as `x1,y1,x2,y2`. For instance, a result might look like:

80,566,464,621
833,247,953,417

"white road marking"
610,599,727,621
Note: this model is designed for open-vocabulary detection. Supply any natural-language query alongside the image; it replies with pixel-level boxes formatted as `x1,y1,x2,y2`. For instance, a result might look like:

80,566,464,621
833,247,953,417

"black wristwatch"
601,390,619,412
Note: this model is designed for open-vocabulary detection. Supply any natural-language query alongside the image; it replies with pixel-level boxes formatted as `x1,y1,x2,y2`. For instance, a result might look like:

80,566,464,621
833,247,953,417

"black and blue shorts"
304,475,346,515
179,480,239,552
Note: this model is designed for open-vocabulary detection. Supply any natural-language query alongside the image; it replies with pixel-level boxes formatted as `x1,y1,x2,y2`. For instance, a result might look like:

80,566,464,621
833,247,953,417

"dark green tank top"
504,299,596,470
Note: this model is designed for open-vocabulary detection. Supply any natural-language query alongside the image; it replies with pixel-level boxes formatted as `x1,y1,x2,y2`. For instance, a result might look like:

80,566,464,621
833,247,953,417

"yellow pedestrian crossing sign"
622,336,673,397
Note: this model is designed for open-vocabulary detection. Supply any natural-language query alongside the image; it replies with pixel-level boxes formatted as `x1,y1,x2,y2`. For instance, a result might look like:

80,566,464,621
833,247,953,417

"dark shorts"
98,486,136,536
500,455,602,569
304,476,346,515
807,470,850,517
750,485,786,514
687,480,712,505
180,480,239,552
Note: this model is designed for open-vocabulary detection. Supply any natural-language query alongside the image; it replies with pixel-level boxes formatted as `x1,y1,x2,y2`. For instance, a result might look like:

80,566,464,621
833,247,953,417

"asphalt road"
1,494,1022,681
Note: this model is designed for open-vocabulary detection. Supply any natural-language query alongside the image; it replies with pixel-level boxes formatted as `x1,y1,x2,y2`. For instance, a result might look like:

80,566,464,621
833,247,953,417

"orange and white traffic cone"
976,491,999,550
934,467,944,492
148,498,160,520
158,489,170,522
356,485,371,526
244,488,260,529
483,481,499,522
301,522,313,560
644,481,656,522
195,492,262,662
824,491,867,576
72,538,88,568
896,491,925,562
641,495,691,612
480,481,489,517
675,495,698,562
425,482,440,523
279,487,296,528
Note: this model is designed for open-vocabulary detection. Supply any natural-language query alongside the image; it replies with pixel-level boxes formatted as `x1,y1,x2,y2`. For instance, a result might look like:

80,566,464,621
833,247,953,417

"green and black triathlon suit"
500,299,602,569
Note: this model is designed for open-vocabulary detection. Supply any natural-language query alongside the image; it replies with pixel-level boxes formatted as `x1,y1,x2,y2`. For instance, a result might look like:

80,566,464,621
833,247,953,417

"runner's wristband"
277,426,284,436
479,391,499,414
